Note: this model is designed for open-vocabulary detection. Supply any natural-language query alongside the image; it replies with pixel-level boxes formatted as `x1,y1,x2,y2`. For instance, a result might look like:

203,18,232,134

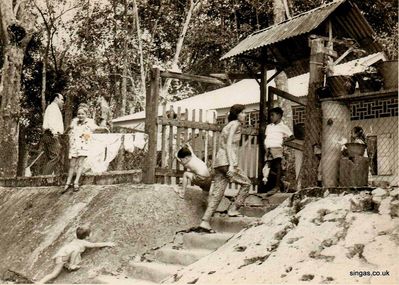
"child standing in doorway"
62,104,97,193
263,107,294,193
38,226,115,284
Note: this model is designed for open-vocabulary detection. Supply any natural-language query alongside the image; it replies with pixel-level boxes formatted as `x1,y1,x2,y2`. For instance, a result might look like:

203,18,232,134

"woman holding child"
199,104,252,232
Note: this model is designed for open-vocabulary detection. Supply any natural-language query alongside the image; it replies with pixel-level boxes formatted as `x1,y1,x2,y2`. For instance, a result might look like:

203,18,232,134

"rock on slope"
169,188,399,284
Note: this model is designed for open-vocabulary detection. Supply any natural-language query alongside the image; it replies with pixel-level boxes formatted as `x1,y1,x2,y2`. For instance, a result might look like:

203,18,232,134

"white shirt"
264,121,293,148
42,102,64,134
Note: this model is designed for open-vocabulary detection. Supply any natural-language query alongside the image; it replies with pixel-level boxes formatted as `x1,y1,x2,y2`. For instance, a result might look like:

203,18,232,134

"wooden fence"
154,105,259,189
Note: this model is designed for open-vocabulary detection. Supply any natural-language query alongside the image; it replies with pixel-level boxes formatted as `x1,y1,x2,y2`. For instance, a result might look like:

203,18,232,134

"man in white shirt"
263,107,294,193
42,93,64,175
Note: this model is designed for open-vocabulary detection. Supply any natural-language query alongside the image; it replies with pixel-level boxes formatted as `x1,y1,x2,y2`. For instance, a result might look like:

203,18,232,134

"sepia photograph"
0,0,397,284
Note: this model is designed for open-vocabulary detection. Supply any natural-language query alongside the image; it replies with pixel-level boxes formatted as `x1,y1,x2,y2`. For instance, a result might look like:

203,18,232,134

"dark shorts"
192,174,212,192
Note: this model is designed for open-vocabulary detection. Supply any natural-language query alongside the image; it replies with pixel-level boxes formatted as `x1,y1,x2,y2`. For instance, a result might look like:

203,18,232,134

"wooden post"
143,67,160,184
258,64,268,192
321,101,350,186
300,37,325,188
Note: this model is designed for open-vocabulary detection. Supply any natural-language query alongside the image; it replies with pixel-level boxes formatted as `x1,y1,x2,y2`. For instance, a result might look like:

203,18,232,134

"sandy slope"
0,184,206,283
170,188,399,284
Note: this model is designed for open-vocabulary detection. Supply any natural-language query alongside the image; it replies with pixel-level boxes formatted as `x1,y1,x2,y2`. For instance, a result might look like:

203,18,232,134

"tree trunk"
132,0,146,98
17,124,29,176
162,0,199,96
40,35,50,114
0,47,25,177
0,0,36,177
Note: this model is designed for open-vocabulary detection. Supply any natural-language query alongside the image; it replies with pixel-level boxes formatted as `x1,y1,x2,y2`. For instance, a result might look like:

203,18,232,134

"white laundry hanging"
84,134,123,173
123,133,148,153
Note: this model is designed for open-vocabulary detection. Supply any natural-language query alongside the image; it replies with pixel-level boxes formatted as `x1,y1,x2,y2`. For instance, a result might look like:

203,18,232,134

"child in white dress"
62,104,97,193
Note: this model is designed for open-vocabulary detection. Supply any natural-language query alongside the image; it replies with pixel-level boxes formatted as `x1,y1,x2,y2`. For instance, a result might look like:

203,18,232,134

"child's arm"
84,241,115,248
283,135,295,143
175,151,182,163
184,143,194,153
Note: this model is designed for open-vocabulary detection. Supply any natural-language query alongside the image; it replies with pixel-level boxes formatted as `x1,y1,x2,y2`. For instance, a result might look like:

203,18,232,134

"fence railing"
155,105,259,190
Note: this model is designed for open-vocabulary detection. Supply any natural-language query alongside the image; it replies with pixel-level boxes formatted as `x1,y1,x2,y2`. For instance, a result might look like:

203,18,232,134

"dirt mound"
169,188,399,284
0,184,207,283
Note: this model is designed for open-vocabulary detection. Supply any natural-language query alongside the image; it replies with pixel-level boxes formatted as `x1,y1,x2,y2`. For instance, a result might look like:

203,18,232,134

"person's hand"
106,242,116,247
227,165,235,177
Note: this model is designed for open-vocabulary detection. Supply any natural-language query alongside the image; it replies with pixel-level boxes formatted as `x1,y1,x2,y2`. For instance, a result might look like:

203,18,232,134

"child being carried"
174,143,213,198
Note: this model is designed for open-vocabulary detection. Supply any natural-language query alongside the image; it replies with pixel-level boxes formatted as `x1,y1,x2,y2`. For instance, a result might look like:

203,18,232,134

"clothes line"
84,133,148,173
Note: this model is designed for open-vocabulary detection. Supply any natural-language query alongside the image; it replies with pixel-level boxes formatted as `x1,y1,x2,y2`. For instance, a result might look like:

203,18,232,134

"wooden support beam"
160,71,225,85
267,69,283,84
209,73,262,80
320,88,398,102
310,34,356,47
258,63,268,192
143,67,160,184
242,59,261,85
300,37,325,188
284,139,304,151
268,86,306,106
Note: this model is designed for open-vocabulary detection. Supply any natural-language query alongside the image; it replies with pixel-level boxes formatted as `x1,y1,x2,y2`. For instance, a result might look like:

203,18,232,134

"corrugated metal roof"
221,0,346,60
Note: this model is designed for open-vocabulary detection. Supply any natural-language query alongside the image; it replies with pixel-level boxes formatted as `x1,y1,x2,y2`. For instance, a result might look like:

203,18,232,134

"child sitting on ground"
263,107,294,193
39,226,115,284
174,143,212,198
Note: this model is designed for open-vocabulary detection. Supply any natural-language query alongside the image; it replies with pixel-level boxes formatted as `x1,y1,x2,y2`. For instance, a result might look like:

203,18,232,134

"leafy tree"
0,0,37,177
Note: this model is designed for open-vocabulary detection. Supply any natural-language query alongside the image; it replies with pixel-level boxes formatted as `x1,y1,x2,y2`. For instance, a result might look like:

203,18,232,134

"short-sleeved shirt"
214,120,241,168
264,121,293,148
42,102,64,134
53,239,92,269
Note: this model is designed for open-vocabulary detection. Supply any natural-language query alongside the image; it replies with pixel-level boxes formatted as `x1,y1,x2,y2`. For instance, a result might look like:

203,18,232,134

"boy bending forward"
39,226,115,284
174,144,212,198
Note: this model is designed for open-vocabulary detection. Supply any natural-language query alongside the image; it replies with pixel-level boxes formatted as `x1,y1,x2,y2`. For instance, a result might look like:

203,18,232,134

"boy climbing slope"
38,226,115,284
174,143,212,198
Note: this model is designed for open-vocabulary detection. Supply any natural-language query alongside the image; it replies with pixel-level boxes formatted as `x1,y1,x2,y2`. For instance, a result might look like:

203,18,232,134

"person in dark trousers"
263,107,294,193
42,93,64,175
199,104,252,233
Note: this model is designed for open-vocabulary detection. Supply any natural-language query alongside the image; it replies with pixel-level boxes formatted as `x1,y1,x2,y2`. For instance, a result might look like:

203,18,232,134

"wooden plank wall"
155,107,258,190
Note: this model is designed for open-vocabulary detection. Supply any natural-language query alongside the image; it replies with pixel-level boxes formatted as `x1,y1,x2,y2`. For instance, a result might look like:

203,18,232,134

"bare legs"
65,158,77,190
63,156,86,193
39,262,64,284
74,157,86,188
174,172,193,198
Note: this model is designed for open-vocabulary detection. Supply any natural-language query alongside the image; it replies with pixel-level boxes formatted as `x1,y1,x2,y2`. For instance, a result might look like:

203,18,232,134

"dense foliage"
2,0,398,149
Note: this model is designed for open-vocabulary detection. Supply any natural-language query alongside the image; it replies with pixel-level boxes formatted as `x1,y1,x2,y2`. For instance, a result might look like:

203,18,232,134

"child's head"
177,146,192,164
228,104,246,123
352,126,366,142
76,226,91,240
77,104,89,121
270,107,283,124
